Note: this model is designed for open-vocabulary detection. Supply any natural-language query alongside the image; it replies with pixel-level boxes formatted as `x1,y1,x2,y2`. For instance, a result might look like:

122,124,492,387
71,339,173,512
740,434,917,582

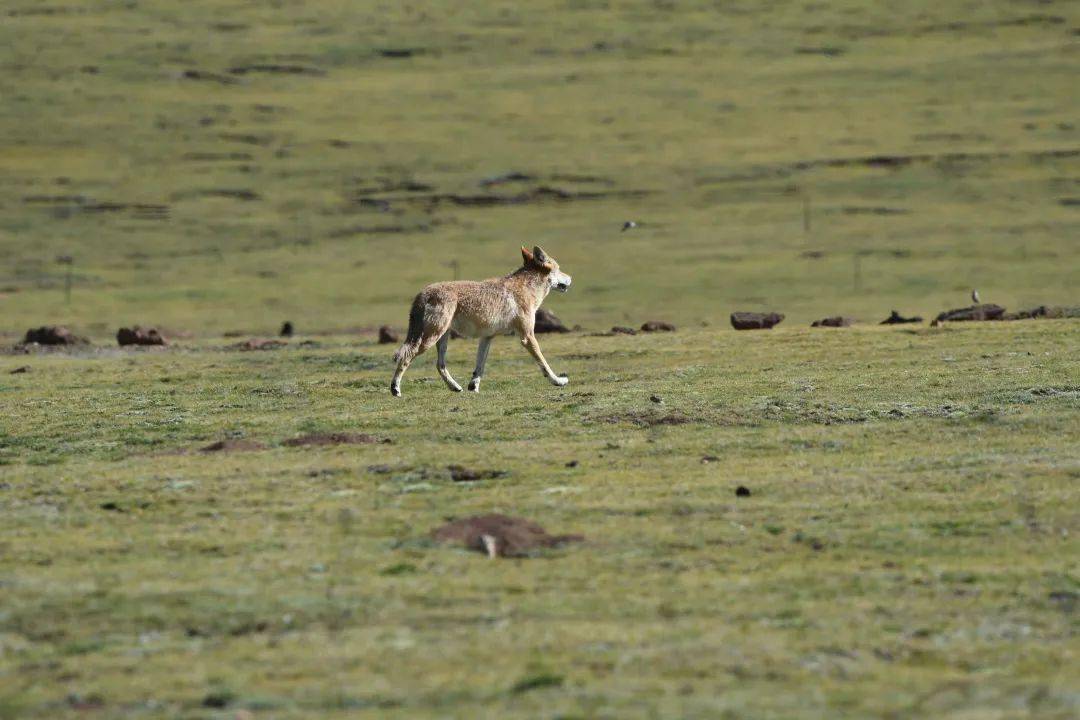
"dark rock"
701,455,720,463
610,326,637,335
378,325,400,344
279,321,294,337
447,465,508,482
880,310,923,325
21,326,89,346
534,308,569,333
735,485,751,497
431,514,584,557
641,320,676,332
565,460,579,468
9,366,30,374
811,316,854,328
116,326,167,346
930,303,1006,326
730,312,784,330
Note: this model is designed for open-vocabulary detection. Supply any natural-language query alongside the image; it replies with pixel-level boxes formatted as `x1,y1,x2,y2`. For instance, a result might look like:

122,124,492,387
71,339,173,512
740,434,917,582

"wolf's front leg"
520,333,568,387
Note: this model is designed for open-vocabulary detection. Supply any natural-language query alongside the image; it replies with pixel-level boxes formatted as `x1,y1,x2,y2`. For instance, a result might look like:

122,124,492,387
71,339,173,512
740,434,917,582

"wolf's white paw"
552,374,569,387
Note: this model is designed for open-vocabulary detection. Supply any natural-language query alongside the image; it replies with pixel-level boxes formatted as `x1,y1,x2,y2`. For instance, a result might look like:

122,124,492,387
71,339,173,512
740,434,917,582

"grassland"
1,0,1078,718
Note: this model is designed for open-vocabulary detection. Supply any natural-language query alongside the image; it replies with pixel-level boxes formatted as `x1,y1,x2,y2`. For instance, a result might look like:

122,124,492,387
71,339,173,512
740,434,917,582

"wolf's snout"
556,275,571,292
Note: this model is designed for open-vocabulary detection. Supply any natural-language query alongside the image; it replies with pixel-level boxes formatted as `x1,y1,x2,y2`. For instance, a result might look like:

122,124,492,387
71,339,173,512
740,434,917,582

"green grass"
1,0,1078,718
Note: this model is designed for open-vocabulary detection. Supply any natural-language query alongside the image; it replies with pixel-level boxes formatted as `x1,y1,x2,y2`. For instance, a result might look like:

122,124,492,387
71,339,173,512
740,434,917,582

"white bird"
971,289,981,304
621,221,637,232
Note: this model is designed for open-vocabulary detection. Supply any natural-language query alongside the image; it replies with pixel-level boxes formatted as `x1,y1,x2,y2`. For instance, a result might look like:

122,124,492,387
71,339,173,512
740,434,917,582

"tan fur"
390,246,572,396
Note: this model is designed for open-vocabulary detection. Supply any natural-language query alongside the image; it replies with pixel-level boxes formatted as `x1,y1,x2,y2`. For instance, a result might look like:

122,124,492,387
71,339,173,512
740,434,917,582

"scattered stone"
21,326,89,346
880,310,923,325
735,486,751,497
811,316,854,328
431,514,584,558
232,338,287,351
930,303,1006,326
9,366,30,374
447,465,508,482
565,460,579,468
281,432,391,447
730,312,784,330
279,321,294,337
367,464,395,474
378,325,400,344
200,439,267,453
641,320,676,332
650,394,663,404
116,326,167,346
534,308,569,333
610,325,637,335
701,455,720,463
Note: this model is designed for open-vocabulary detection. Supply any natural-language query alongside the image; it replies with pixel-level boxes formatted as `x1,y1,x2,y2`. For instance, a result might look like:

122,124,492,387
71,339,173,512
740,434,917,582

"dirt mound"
281,432,391,447
200,439,267,453
534,308,569,333
447,465,508,482
731,312,784,330
431,514,584,558
640,320,676,332
21,326,89,346
1004,305,1080,320
232,338,287,351
599,410,694,427
378,325,400,344
880,310,923,325
811,316,854,327
930,303,1006,326
117,326,167,346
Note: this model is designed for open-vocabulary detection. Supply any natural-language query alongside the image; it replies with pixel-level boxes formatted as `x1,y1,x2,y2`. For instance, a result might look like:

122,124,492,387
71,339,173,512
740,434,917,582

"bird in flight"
621,221,637,232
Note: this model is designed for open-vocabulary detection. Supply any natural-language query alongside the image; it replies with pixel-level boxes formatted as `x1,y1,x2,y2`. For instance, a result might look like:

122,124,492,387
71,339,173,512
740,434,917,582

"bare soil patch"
431,514,584,558
281,432,391,447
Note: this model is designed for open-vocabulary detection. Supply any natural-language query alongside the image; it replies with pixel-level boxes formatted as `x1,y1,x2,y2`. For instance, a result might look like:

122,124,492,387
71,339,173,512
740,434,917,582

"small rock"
21,326,90,346
378,325,400,344
534,308,570,333
641,320,676,332
730,312,784,330
879,310,923,325
9,366,30,374
811,316,854,328
565,460,579,468
279,320,294,337
117,326,167,346
701,455,720,463
735,485,751,497
610,325,637,335
447,465,507,482
200,439,267,453
650,394,663,404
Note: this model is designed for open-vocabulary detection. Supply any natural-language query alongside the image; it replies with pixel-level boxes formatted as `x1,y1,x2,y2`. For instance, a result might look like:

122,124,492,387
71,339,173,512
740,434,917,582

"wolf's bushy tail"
392,294,427,364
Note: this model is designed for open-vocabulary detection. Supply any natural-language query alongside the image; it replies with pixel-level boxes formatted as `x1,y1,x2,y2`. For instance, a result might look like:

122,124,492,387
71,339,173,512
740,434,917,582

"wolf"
391,246,572,396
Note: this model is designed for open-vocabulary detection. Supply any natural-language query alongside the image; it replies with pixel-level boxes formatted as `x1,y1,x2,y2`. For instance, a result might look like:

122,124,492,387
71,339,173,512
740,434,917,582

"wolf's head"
521,245,572,292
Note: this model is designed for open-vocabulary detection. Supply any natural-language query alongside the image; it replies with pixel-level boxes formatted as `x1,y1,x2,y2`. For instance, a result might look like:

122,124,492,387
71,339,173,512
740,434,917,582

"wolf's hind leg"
436,332,463,392
467,336,493,392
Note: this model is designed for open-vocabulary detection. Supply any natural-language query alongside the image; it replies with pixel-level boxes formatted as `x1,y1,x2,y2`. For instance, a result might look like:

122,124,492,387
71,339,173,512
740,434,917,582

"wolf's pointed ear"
533,246,548,263
521,246,534,264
